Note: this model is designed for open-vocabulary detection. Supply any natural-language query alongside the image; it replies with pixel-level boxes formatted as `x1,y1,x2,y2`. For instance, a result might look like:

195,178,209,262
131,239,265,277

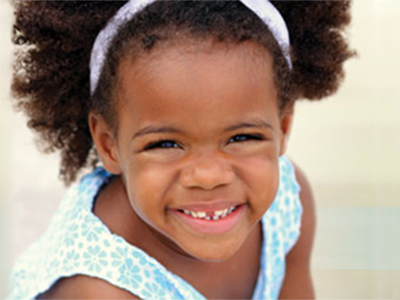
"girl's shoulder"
37,275,140,299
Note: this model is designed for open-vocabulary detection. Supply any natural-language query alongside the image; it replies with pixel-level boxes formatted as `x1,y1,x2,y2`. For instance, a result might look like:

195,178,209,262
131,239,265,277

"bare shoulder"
37,275,140,299
279,159,316,299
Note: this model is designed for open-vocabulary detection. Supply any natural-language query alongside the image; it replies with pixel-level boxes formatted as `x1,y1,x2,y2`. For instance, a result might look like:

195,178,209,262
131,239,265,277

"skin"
38,40,315,299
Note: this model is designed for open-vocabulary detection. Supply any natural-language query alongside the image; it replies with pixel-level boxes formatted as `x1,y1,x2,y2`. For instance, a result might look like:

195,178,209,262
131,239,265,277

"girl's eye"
228,134,264,143
144,140,180,151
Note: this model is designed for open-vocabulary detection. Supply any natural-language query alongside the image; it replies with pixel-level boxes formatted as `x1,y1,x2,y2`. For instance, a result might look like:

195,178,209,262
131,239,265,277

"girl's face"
95,41,292,261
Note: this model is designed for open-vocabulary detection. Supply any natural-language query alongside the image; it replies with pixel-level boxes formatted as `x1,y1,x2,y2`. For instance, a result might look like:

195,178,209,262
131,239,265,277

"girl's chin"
171,233,249,262
137,216,249,262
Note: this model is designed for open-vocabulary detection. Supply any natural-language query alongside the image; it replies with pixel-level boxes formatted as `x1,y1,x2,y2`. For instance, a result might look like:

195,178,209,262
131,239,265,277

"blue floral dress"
7,156,302,300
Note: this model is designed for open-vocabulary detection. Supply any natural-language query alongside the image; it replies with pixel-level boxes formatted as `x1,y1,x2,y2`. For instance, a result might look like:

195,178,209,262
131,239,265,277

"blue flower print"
280,157,290,173
110,246,129,269
81,215,103,242
284,196,290,206
64,223,79,247
270,231,281,256
103,239,111,248
132,249,147,266
141,281,166,298
282,174,290,189
274,256,283,267
144,269,151,279
63,250,80,272
83,245,108,273
153,269,170,291
118,258,142,289
45,258,61,278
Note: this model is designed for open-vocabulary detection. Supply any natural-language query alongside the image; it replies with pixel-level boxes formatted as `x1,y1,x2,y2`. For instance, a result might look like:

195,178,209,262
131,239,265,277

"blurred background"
1,0,399,299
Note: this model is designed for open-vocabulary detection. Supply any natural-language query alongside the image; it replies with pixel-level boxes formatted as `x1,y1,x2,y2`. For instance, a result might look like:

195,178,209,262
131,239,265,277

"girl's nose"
179,153,235,190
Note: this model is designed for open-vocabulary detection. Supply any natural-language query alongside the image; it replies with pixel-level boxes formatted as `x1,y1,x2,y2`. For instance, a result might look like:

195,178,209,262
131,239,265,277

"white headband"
90,0,292,95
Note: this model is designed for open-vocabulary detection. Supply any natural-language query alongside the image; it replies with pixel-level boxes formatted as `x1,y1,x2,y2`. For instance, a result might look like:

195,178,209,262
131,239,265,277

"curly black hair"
12,0,354,184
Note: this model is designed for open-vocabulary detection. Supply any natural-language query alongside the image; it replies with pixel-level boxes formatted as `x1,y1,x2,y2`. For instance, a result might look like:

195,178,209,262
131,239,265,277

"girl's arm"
278,162,317,299
37,275,141,299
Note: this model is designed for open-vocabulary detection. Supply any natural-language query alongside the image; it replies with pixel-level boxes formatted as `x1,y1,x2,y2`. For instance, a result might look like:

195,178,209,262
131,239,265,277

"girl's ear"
89,112,122,175
279,104,294,156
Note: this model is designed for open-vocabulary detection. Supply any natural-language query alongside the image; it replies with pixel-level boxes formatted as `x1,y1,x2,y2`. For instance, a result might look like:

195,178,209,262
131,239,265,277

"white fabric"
90,0,292,95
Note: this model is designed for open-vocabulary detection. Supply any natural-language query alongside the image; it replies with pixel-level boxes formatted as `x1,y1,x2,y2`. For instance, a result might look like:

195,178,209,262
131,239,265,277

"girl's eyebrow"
132,125,183,140
224,120,274,132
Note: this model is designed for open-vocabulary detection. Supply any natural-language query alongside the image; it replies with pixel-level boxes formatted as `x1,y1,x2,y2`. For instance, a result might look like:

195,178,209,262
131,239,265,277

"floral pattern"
117,258,142,288
82,245,108,273
7,156,302,300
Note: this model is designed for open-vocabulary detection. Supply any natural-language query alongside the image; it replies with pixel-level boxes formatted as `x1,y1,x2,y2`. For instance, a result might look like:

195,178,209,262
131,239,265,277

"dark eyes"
144,140,180,151
144,134,264,151
228,134,264,143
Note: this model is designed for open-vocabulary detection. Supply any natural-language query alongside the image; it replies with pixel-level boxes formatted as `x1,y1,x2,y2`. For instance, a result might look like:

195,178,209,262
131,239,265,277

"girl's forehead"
115,41,279,130
120,37,271,74
118,40,274,93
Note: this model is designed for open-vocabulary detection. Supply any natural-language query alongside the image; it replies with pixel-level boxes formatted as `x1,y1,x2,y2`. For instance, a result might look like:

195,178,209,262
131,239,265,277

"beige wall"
1,0,399,298
286,1,400,298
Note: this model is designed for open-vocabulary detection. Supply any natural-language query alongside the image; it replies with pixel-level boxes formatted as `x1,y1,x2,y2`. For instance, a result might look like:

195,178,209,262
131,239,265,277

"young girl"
9,1,353,299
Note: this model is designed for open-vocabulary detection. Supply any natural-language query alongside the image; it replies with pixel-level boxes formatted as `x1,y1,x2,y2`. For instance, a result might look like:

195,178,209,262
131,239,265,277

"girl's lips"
171,204,246,235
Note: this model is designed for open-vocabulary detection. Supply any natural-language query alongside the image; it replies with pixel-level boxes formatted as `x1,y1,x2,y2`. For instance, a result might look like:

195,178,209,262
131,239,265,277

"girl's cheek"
235,154,280,199
127,161,176,202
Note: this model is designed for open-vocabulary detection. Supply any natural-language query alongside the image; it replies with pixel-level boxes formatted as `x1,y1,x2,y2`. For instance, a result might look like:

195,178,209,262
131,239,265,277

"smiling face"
91,40,293,261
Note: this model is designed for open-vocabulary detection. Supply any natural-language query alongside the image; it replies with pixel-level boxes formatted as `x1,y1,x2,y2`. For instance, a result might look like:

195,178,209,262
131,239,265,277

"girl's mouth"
178,205,238,221
172,204,246,235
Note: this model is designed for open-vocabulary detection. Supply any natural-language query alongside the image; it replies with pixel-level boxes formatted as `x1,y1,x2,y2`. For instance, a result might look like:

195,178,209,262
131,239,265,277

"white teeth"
214,210,223,217
197,211,206,218
214,208,229,217
181,205,238,221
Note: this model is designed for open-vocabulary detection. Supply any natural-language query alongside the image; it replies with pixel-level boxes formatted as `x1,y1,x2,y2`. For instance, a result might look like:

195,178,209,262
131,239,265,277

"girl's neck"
93,175,262,299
